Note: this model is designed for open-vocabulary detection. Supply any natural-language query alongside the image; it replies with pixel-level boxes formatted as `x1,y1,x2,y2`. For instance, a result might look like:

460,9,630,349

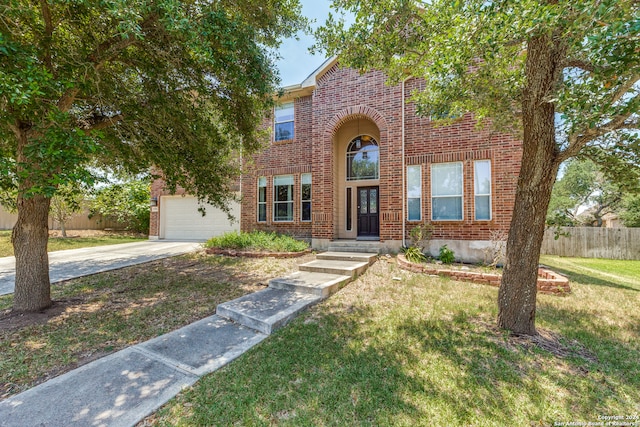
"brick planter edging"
396,254,571,296
205,247,312,259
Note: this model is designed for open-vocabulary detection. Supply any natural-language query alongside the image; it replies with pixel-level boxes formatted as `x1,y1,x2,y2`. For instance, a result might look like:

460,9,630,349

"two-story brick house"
150,58,522,261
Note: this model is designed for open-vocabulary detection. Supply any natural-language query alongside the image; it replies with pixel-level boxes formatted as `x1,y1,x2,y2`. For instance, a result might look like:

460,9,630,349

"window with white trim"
274,102,294,141
474,160,492,220
301,173,311,222
257,177,267,222
431,162,463,221
273,175,294,221
407,165,422,221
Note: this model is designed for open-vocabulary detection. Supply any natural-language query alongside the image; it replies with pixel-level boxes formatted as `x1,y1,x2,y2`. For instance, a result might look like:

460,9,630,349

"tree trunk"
61,220,67,238
12,127,53,312
497,34,565,335
12,194,52,312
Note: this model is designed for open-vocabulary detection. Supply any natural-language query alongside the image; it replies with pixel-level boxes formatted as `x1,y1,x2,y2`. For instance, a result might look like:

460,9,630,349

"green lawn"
0,230,146,258
540,255,640,291
0,254,310,399
150,257,640,426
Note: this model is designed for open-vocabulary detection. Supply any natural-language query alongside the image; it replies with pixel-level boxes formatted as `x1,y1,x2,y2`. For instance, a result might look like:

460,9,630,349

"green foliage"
89,179,150,233
439,245,455,264
401,245,426,264
620,194,640,227
408,223,433,249
547,158,631,227
205,231,309,252
50,184,85,236
1,0,307,310
0,0,308,208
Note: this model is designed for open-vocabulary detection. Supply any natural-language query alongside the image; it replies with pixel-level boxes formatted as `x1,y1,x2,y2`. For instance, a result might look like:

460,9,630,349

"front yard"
1,252,638,425
144,255,639,426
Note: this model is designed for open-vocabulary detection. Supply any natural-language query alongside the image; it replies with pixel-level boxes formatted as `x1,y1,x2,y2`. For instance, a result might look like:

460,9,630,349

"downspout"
402,77,407,248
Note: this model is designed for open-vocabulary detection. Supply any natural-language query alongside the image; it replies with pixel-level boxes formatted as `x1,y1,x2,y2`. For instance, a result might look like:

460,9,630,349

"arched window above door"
347,135,379,181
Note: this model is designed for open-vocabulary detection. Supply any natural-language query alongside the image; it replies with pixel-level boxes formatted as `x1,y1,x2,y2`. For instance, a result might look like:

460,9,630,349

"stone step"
216,288,321,335
316,251,378,265
269,271,351,298
327,244,380,254
298,259,369,278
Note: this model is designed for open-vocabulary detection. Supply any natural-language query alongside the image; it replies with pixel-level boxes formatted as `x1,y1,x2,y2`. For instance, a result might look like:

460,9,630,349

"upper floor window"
274,102,294,141
347,135,379,181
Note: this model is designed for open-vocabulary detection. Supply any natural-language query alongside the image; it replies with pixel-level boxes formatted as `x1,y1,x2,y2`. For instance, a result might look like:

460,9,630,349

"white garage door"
161,196,240,240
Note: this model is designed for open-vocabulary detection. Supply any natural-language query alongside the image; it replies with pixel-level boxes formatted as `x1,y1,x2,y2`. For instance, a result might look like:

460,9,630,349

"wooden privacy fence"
541,227,640,260
0,205,122,231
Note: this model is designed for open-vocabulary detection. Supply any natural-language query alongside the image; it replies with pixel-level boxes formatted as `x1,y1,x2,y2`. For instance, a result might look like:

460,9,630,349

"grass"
1,253,638,425
148,257,640,426
0,230,145,258
540,255,640,291
205,230,309,252
0,253,314,398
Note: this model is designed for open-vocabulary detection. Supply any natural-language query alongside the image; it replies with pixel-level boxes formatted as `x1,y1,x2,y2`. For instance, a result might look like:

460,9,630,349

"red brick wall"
311,66,403,241
403,77,522,241
240,95,314,239
220,65,521,244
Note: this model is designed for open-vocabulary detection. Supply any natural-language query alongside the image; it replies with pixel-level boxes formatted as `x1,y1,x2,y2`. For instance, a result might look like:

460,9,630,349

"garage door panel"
161,196,239,240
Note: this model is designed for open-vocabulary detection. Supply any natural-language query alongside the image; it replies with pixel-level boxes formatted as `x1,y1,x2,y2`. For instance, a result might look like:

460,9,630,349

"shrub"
483,229,507,268
402,245,427,263
439,245,455,264
409,223,433,250
89,179,150,233
205,231,309,252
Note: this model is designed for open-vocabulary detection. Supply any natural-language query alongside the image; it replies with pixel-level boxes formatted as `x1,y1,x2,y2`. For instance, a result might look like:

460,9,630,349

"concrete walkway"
0,240,201,296
0,251,376,427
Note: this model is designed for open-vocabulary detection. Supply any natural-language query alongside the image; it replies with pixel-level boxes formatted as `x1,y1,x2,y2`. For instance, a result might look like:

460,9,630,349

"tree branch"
39,0,54,73
611,73,640,105
559,81,639,162
57,88,80,113
57,14,158,113
564,58,596,73
80,114,125,133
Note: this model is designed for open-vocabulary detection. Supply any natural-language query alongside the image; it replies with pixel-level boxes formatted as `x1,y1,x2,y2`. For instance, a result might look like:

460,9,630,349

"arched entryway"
333,117,381,240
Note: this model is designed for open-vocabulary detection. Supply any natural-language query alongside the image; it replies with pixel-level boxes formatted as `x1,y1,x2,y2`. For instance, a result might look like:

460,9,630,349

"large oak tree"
0,0,306,312
317,0,639,334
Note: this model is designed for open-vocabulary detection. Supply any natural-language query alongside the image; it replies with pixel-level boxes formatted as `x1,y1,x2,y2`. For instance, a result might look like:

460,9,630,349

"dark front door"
357,186,379,237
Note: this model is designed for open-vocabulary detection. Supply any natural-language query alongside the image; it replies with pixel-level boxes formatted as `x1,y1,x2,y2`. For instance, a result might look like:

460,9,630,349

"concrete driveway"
0,240,201,296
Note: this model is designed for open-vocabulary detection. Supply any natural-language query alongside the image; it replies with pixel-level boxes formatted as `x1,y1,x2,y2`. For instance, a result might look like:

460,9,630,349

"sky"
274,1,337,87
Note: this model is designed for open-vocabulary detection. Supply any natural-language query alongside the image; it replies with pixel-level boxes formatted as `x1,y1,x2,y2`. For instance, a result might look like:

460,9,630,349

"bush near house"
89,180,150,234
205,231,309,253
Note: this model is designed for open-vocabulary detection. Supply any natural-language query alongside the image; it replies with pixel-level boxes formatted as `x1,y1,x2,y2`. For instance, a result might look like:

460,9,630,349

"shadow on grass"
1,253,275,398
544,265,639,292
160,299,639,426
537,302,640,377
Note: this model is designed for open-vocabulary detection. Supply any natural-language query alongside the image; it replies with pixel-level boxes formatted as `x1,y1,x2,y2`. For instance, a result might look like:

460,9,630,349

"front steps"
216,252,376,334
298,259,369,277
316,251,377,265
216,289,320,335
327,240,382,254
